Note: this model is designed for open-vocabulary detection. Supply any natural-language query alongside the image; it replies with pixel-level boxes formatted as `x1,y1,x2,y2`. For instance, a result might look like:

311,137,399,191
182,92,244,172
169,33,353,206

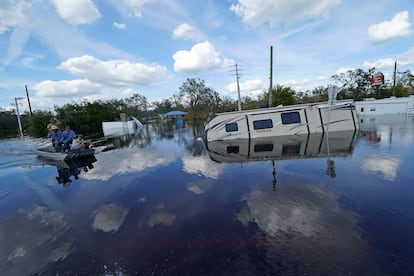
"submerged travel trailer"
355,96,414,116
204,100,359,141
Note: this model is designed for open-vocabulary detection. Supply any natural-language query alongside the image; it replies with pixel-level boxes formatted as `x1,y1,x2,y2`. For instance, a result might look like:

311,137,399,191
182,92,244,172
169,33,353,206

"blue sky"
1,0,413,112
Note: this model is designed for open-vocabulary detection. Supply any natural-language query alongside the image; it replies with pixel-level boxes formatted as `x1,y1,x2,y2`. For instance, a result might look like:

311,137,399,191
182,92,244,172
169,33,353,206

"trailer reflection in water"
206,130,357,188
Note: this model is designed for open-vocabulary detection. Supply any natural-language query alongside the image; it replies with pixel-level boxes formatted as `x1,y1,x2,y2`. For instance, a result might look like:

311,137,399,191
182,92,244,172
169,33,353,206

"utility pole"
25,85,33,117
393,60,397,96
236,63,242,111
14,97,24,139
230,64,243,111
268,46,273,107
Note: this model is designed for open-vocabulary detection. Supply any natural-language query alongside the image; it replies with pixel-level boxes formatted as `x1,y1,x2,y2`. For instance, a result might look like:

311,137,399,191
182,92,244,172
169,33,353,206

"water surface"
1,115,414,275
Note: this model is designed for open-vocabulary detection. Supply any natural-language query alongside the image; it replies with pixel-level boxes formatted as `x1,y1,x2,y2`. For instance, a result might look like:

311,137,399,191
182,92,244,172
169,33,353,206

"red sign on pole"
371,72,384,86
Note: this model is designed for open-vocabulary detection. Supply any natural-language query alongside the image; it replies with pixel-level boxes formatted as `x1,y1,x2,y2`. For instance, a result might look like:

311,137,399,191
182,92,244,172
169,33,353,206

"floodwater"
0,115,414,275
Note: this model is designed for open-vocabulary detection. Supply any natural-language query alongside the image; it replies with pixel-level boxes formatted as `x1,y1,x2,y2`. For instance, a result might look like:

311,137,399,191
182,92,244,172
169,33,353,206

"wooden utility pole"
269,46,273,107
25,85,33,117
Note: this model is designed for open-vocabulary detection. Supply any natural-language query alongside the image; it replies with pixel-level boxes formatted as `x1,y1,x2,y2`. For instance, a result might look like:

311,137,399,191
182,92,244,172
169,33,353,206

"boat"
204,100,358,141
38,154,97,168
35,146,95,161
355,96,414,116
206,130,357,163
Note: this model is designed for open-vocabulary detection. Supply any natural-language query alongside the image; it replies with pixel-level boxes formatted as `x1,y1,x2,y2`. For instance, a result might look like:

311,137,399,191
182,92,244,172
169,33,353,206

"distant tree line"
1,68,412,139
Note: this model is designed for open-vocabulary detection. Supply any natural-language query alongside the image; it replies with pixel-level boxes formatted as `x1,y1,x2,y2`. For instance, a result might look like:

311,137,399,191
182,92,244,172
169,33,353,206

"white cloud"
35,79,100,98
113,22,126,29
362,58,395,69
368,11,413,43
173,41,231,73
336,67,357,74
397,48,414,66
361,48,414,69
58,55,168,86
230,0,341,28
0,0,30,34
122,0,153,17
172,23,198,40
50,0,101,25
0,1,37,66
22,53,44,68
225,79,264,93
280,79,311,91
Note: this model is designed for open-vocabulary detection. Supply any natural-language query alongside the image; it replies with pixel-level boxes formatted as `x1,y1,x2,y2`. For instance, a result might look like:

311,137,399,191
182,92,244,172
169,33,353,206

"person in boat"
70,134,85,151
70,166,81,180
47,125,63,151
47,117,61,133
61,125,76,150
56,166,72,186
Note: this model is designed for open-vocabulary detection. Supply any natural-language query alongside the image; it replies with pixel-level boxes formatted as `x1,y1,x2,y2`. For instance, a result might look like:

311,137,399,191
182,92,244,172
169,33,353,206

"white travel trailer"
204,100,359,141
355,96,414,116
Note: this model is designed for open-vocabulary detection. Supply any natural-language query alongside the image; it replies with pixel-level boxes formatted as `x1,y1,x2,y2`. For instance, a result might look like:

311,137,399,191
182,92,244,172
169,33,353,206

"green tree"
220,96,237,112
331,68,375,100
178,78,218,120
153,98,174,116
258,85,297,107
311,86,328,101
394,84,410,97
0,110,26,138
241,95,258,110
26,110,51,138
55,100,120,137
124,93,149,118
398,70,414,94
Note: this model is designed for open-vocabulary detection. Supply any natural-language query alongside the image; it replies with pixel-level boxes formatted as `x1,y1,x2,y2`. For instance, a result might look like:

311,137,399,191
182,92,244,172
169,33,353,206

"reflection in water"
39,155,97,187
358,114,414,180
235,183,382,275
1,119,414,274
206,130,356,163
361,154,401,181
147,204,176,227
0,206,72,275
97,123,152,152
206,130,357,188
92,204,129,233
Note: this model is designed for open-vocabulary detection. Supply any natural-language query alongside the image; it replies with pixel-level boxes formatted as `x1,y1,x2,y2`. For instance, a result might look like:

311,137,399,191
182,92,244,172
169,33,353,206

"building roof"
162,110,187,117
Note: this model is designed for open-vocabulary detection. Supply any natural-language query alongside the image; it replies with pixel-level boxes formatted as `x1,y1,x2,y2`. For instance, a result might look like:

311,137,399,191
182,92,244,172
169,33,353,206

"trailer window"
253,119,273,130
225,123,238,132
254,143,274,152
281,112,301,124
282,143,301,155
227,146,239,154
